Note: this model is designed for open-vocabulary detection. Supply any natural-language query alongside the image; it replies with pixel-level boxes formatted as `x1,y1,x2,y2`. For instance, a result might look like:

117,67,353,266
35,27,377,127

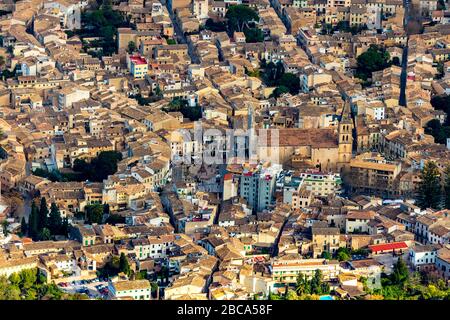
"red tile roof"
369,241,408,253
130,55,147,65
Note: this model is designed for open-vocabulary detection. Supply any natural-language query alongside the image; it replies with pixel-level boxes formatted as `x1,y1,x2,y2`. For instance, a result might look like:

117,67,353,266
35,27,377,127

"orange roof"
224,173,233,181
22,237,33,244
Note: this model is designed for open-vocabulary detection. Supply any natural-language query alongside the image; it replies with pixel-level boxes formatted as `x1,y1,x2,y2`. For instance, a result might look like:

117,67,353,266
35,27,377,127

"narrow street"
399,0,411,107
268,0,291,35
165,5,200,64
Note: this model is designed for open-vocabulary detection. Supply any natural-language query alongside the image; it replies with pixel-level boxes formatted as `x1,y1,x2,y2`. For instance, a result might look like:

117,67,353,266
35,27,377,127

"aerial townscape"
0,0,450,302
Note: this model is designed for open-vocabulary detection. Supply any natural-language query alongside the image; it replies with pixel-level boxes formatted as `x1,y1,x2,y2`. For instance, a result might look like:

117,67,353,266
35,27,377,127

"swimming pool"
319,295,334,300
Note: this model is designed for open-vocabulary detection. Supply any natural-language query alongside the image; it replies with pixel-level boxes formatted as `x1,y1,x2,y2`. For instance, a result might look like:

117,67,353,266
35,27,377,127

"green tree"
20,269,37,290
204,18,227,32
127,41,136,53
38,228,51,241
119,253,131,276
285,289,299,300
38,197,49,230
8,273,20,286
28,201,40,240
321,251,332,260
1,220,8,236
310,269,321,294
61,217,69,236
278,73,300,95
355,45,391,82
335,247,351,261
444,165,450,209
245,67,260,78
20,217,27,236
296,272,307,294
391,258,409,286
0,269,82,300
321,23,333,35
431,95,450,119
4,285,20,300
225,5,259,33
244,27,264,43
24,288,37,300
416,161,442,209
85,204,104,224
436,61,444,79
48,202,63,235
105,213,125,225
425,119,450,145
73,151,122,182
262,61,284,85
270,85,289,98
92,151,123,181
166,38,176,45
392,56,400,66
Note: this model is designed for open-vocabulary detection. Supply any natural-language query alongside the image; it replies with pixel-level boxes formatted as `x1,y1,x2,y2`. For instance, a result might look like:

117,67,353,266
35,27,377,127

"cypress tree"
20,217,27,236
119,253,131,276
444,166,450,209
38,197,49,230
48,202,63,235
29,201,39,240
61,217,69,236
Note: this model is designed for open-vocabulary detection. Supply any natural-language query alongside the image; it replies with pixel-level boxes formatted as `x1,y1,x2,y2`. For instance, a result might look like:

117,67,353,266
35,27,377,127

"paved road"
14,194,32,220
373,252,408,274
60,280,109,299
399,45,408,107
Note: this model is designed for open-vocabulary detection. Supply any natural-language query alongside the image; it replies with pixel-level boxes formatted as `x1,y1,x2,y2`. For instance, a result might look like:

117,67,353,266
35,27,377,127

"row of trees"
268,269,330,300
268,259,450,300
320,247,368,262
416,161,450,210
26,198,68,241
371,258,450,300
0,269,87,300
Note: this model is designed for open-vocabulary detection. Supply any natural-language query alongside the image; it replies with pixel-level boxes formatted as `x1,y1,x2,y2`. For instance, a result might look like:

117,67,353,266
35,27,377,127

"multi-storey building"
347,153,402,197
